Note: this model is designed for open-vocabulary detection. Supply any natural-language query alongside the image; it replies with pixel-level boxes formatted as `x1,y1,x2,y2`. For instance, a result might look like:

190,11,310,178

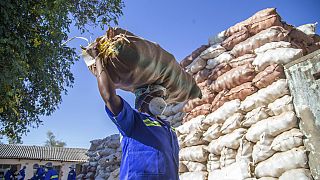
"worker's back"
105,97,179,180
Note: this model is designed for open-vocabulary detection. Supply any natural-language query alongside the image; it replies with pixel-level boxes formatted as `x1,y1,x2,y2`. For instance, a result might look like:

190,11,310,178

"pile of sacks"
176,8,319,180
77,134,121,180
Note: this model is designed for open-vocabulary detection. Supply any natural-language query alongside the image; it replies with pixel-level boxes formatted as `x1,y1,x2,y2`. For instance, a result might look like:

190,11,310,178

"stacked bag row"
77,134,121,180
176,8,319,180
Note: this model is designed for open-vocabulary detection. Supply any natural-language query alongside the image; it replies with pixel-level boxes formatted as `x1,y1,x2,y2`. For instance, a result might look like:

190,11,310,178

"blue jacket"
31,168,45,180
19,169,25,180
67,169,76,180
44,169,58,180
4,170,14,180
105,98,179,180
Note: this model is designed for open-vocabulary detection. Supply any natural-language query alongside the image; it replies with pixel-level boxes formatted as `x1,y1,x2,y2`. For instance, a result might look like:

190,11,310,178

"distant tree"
0,0,124,143
44,131,66,147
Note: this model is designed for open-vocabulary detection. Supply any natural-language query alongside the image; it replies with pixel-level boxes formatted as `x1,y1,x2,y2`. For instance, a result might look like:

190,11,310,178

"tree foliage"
44,131,66,147
0,0,124,143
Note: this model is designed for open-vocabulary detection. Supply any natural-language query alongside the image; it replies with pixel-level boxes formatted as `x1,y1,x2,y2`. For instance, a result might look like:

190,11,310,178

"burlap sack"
209,30,226,45
211,63,256,93
177,115,206,135
252,133,276,164
178,134,187,148
229,54,256,68
246,111,298,142
208,128,247,154
200,44,226,60
206,52,234,69
236,137,254,161
184,129,206,147
179,145,209,162
183,104,212,122
203,124,222,142
225,8,280,37
180,172,208,180
279,168,313,180
207,160,220,171
241,106,270,128
297,23,317,36
182,161,207,172
225,82,258,101
84,27,201,103
208,63,232,81
211,90,229,111
220,147,237,168
252,47,303,71
186,56,206,74
252,64,285,89
240,79,289,112
267,95,294,116
230,26,290,58
208,159,252,180
271,128,304,152
222,29,250,50
254,41,292,54
255,147,308,178
204,99,241,125
180,45,209,68
183,93,215,113
220,113,244,134
194,68,212,84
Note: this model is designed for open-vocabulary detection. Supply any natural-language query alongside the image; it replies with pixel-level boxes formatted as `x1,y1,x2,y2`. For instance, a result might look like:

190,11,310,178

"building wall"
0,158,80,180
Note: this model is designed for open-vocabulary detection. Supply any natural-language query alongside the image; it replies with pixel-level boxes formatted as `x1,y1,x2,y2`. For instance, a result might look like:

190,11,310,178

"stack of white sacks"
77,134,121,180
176,8,319,180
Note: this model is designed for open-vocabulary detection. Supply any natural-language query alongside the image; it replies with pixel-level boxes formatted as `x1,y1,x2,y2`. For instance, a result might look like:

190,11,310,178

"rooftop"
0,144,88,162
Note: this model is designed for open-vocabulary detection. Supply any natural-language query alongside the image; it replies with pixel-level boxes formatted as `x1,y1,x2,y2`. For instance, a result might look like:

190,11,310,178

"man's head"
135,85,167,116
69,164,75,170
33,164,39,169
44,162,53,171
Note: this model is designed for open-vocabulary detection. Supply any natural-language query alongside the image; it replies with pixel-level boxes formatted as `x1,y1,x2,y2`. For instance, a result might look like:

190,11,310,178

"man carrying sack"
82,27,201,179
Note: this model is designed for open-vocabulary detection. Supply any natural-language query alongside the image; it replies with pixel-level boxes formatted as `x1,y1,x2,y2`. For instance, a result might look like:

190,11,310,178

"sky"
13,0,320,148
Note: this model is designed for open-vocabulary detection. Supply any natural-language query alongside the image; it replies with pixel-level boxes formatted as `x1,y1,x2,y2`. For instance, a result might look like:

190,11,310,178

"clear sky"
15,0,320,148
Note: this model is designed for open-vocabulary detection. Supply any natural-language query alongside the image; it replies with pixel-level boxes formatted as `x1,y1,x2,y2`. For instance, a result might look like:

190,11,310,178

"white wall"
0,159,81,180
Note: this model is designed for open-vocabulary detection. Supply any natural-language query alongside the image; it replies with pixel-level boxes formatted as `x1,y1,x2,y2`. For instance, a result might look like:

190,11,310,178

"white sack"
186,56,206,74
206,52,234,69
255,147,308,178
209,30,226,45
208,160,252,180
183,161,207,172
184,130,206,147
220,147,237,168
297,22,317,36
177,115,207,135
252,133,276,164
271,128,304,152
252,48,303,71
208,128,247,154
200,44,226,60
241,106,270,128
203,124,221,142
178,134,187,148
246,111,297,142
207,160,220,171
208,153,220,161
204,99,241,125
279,168,313,180
240,79,289,112
180,171,208,180
220,113,244,134
179,145,209,162
236,137,254,162
267,95,294,116
254,41,292,54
